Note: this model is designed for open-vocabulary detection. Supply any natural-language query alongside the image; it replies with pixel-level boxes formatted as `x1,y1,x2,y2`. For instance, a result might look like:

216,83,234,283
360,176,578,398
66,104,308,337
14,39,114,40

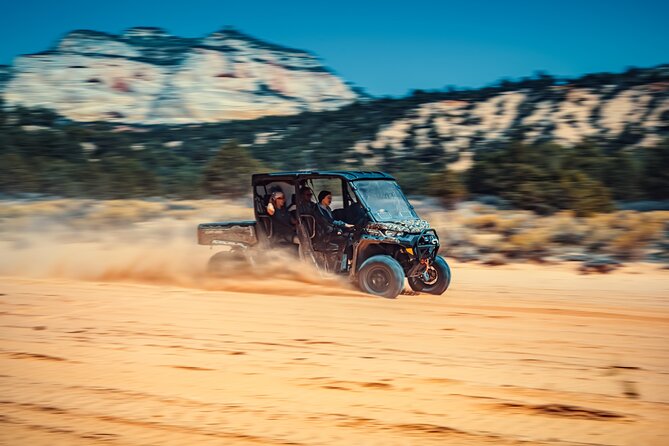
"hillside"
1,27,358,123
1,62,668,210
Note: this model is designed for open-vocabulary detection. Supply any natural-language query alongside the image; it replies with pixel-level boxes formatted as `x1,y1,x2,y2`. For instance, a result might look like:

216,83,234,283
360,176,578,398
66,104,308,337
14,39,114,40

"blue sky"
2,0,668,96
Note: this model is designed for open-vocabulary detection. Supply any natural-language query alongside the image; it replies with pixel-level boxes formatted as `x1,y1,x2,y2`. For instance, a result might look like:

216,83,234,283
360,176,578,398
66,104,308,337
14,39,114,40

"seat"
287,193,297,212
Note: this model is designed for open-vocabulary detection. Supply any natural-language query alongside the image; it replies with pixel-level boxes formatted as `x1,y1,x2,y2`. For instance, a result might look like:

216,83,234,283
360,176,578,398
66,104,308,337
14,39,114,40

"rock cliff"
349,70,669,167
2,27,358,123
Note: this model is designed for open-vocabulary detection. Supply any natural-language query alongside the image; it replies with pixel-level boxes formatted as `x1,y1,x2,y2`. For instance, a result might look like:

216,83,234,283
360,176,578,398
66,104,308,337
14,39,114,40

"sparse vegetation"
201,141,264,197
0,65,668,213
422,202,668,265
1,198,665,267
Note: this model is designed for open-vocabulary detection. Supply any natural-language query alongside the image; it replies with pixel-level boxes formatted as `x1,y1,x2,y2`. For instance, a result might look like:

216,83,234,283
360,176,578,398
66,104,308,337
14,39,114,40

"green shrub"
201,140,264,197
425,169,467,206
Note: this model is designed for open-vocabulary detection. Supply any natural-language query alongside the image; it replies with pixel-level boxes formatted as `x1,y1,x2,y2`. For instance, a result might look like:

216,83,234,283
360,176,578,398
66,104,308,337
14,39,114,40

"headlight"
420,234,438,245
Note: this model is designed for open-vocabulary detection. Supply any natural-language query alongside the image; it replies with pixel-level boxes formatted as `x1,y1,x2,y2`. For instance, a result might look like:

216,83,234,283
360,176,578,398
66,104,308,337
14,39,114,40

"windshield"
354,180,419,222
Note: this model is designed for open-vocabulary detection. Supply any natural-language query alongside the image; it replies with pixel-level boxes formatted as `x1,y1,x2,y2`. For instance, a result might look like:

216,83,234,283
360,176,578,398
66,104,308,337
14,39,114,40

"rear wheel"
207,248,249,275
357,255,405,299
408,256,451,295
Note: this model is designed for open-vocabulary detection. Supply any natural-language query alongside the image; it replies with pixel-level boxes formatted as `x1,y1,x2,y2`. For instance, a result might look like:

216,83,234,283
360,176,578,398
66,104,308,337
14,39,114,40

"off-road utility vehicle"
198,171,451,298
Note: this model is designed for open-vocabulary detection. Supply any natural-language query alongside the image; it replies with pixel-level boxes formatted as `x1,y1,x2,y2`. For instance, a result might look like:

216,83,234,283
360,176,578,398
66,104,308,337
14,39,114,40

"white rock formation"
2,27,358,124
355,80,669,167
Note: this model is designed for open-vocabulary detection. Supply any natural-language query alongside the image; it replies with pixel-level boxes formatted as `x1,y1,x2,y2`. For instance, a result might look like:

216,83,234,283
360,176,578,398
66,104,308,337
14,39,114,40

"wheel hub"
368,267,391,292
420,265,438,285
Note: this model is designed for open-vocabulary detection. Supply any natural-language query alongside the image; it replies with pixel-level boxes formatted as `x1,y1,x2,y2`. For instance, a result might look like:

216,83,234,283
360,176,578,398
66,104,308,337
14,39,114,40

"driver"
317,190,353,231
314,190,353,251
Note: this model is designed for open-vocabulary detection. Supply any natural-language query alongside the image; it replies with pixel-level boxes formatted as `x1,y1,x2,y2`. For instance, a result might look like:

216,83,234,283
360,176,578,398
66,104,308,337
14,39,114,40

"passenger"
266,191,294,245
295,186,316,215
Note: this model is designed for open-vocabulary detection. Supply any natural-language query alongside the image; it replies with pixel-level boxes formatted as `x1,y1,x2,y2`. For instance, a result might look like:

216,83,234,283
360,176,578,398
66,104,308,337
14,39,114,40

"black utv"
198,171,451,299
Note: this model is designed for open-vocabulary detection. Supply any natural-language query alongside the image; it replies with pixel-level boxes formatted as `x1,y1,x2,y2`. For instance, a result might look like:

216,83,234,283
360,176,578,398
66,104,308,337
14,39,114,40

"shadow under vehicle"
198,171,451,299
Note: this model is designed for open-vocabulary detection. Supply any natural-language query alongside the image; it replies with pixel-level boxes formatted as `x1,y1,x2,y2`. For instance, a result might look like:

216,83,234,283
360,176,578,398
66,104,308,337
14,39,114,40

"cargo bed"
197,221,257,246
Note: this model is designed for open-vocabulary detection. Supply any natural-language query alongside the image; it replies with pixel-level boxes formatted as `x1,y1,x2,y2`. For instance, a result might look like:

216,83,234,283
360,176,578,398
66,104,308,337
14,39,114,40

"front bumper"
401,229,440,277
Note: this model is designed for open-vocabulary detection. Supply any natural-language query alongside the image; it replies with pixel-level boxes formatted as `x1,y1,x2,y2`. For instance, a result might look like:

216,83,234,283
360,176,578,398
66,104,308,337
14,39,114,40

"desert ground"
1,200,668,445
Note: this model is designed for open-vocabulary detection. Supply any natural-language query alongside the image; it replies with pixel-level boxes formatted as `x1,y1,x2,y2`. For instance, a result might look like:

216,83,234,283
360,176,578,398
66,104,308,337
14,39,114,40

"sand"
1,259,668,445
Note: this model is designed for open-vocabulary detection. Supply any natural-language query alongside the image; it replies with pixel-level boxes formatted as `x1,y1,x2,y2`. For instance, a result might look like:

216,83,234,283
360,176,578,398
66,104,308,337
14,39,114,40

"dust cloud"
0,211,359,297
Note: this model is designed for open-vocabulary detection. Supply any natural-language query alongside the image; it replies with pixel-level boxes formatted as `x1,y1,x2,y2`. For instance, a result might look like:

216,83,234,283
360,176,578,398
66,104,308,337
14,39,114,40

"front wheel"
357,255,405,299
408,256,451,295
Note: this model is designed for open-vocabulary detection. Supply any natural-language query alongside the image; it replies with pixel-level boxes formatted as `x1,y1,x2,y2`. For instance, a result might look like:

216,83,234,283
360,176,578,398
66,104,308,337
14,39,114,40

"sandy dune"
1,261,668,445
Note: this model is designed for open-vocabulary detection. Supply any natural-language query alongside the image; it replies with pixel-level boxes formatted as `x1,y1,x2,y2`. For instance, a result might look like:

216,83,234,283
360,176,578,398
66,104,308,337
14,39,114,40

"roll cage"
251,170,405,227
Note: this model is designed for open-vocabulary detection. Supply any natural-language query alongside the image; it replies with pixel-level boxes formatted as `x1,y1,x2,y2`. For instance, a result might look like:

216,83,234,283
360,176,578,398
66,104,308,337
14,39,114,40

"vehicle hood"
366,219,431,234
